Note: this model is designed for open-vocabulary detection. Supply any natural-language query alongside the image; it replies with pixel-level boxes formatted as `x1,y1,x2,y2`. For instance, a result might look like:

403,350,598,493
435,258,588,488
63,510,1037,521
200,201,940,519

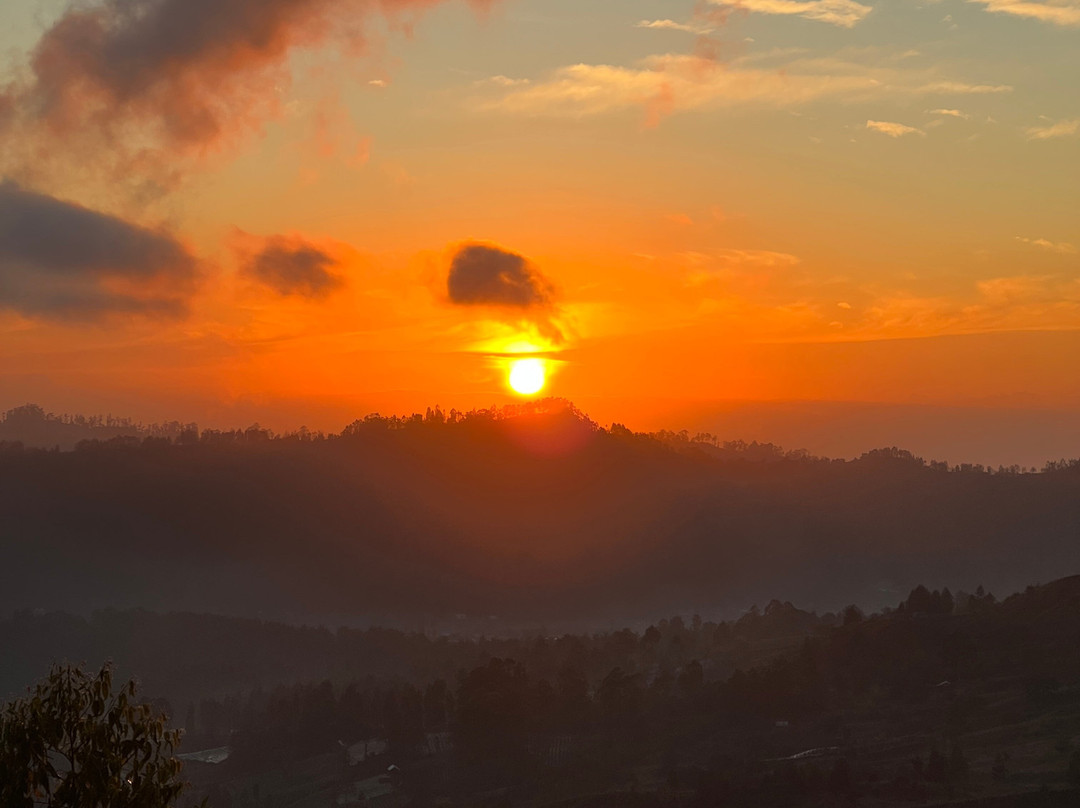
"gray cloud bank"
0,181,196,319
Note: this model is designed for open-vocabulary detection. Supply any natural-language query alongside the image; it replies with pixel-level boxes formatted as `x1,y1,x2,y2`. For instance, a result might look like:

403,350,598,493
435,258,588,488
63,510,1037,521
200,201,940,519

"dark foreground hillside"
172,575,1080,807
2,400,1079,624
3,575,1067,807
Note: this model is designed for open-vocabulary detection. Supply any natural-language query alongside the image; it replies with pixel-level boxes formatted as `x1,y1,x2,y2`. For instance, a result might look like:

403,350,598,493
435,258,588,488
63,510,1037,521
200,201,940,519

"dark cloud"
0,180,196,319
446,242,565,343
0,0,494,186
244,237,343,297
447,243,553,308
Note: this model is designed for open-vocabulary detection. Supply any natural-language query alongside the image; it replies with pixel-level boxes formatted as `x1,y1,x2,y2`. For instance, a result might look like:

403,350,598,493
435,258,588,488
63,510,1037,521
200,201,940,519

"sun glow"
508,358,546,396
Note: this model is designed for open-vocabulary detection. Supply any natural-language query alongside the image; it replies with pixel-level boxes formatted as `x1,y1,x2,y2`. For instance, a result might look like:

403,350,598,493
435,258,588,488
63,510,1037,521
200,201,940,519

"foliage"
0,664,194,807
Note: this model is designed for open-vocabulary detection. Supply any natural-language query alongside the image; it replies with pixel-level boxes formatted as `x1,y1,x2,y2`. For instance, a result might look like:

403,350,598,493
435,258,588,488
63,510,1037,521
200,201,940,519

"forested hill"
1,399,1078,623
6,577,1080,807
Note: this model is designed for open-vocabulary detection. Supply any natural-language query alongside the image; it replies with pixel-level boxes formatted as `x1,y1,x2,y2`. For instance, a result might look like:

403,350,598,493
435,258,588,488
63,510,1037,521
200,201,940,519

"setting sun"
508,359,546,396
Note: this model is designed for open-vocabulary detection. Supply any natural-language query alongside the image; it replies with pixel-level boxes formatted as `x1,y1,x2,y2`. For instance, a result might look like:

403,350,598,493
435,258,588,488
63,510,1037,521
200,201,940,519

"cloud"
975,275,1057,305
715,249,801,268
446,242,564,343
479,75,532,88
0,0,492,187
709,0,873,27
914,81,1010,94
448,243,553,308
866,119,925,137
0,180,197,320
967,0,1080,26
926,108,969,118
478,53,1012,120
1025,119,1079,140
680,248,802,292
847,274,1080,339
635,19,715,34
1015,236,1078,254
242,236,345,297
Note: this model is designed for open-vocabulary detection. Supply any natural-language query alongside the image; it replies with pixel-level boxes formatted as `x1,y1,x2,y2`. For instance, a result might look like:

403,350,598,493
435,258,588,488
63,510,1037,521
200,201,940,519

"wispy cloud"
967,0,1080,27
914,81,1011,94
478,53,1011,120
851,274,1080,338
710,0,873,28
867,120,925,137
926,108,970,118
0,0,495,191
479,75,532,88
975,275,1058,305
1015,236,1078,254
679,249,804,295
715,249,802,268
635,19,714,34
1025,118,1079,140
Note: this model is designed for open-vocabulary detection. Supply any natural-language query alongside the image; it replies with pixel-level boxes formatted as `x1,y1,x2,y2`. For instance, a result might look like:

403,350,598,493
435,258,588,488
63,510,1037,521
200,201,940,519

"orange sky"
1,0,1078,463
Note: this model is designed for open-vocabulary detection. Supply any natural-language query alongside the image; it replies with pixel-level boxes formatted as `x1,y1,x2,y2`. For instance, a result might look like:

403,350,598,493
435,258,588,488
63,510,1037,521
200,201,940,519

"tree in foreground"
0,663,195,807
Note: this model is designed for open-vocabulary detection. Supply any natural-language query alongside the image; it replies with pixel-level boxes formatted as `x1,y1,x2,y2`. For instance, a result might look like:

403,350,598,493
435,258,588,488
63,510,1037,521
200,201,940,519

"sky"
0,0,1077,464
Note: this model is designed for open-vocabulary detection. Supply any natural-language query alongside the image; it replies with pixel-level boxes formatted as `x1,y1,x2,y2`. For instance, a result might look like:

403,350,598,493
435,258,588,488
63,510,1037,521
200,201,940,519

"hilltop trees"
2,398,1079,623
0,664,194,807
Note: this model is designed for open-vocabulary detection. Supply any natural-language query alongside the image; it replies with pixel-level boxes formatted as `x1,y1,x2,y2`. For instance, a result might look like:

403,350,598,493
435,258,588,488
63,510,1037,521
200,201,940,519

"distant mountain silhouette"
1,399,1078,623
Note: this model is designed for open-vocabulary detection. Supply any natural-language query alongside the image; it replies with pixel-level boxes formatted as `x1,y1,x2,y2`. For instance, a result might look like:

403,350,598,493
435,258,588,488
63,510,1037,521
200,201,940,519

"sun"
508,358,546,396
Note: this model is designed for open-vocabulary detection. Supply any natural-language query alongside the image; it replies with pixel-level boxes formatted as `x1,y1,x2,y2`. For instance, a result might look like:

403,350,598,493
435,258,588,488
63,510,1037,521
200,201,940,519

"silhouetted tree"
455,658,532,760
0,664,197,807
556,663,589,706
842,605,864,625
